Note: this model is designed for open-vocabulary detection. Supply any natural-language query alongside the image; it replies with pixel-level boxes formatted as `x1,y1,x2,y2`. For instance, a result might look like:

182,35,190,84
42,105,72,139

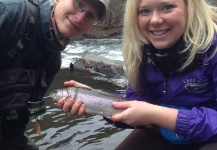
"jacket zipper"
163,78,167,93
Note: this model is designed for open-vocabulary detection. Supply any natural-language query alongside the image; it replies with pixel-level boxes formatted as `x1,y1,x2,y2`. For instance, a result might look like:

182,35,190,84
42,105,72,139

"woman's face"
138,0,187,49
54,0,98,38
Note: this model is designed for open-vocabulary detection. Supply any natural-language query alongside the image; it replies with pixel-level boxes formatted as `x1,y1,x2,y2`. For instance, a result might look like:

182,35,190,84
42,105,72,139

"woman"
111,0,217,149
58,0,217,149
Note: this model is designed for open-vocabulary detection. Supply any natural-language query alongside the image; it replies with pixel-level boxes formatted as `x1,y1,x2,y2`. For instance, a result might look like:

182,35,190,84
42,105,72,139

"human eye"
75,0,85,10
138,8,151,16
162,4,174,11
87,12,96,21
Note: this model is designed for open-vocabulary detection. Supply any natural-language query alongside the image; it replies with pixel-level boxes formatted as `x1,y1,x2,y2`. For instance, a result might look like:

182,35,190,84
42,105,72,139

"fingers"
64,80,92,89
70,99,85,116
111,101,138,122
62,97,74,112
57,97,86,116
110,102,131,122
112,101,131,109
77,104,86,116
57,99,64,108
64,80,78,86
110,113,123,122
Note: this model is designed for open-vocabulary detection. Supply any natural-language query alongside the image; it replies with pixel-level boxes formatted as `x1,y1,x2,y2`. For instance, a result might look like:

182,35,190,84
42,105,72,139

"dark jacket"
0,0,62,97
0,0,61,149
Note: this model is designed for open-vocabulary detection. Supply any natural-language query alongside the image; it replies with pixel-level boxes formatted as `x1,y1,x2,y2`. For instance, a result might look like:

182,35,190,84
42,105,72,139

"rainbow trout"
49,87,127,117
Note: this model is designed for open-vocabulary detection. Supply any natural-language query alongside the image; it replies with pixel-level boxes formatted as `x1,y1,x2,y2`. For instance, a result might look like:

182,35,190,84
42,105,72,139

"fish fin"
102,113,111,118
34,119,43,140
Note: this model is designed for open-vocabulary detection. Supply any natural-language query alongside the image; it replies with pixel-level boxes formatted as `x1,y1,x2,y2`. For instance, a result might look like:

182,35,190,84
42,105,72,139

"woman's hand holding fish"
110,101,178,131
110,101,154,126
57,80,90,116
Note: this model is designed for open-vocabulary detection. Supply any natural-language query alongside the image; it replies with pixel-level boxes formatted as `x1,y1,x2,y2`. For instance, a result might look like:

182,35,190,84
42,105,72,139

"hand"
110,101,178,130
57,80,91,116
110,101,154,126
63,80,91,89
58,97,86,116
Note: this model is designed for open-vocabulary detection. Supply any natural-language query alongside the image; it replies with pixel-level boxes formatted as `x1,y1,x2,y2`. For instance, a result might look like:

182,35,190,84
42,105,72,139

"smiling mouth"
67,17,79,31
152,30,169,36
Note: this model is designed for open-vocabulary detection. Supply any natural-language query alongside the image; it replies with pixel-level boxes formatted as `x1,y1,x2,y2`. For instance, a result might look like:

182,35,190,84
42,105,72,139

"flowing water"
26,36,132,150
61,36,124,69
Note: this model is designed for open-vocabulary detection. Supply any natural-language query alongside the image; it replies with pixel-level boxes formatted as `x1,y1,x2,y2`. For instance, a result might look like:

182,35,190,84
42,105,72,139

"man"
0,0,110,149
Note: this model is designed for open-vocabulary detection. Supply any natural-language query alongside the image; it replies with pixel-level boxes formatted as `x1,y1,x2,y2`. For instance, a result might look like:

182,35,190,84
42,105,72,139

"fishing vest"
0,0,46,119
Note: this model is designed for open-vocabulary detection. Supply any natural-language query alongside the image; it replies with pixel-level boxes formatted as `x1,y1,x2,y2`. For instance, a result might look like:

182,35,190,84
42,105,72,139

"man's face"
54,0,101,38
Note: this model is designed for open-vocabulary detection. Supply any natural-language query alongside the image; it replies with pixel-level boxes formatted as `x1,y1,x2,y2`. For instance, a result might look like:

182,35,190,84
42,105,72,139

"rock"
83,0,126,38
73,54,124,78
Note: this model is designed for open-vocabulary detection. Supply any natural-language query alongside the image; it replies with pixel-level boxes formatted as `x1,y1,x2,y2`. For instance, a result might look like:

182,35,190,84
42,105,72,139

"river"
26,37,132,150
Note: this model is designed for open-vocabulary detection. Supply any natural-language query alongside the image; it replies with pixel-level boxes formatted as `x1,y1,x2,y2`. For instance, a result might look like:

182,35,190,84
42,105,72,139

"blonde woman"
59,0,217,149
110,0,217,149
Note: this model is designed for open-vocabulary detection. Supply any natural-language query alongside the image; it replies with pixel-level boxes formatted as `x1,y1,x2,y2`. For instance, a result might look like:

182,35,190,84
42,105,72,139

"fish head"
50,89,70,100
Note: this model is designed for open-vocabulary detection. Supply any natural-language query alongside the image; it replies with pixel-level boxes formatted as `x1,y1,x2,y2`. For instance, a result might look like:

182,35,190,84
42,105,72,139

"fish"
49,87,127,117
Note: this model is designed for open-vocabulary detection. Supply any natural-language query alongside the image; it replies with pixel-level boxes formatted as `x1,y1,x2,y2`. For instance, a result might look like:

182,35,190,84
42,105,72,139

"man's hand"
57,80,91,116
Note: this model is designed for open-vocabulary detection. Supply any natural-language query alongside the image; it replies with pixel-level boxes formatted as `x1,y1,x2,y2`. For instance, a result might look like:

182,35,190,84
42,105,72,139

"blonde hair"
122,0,217,91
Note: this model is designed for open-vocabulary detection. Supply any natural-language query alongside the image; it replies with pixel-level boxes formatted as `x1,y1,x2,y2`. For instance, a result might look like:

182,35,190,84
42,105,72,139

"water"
61,36,126,87
61,36,123,69
26,37,132,150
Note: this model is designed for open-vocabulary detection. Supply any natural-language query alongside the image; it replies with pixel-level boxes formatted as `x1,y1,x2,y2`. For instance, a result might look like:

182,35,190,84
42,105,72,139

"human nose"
75,11,86,23
150,12,163,25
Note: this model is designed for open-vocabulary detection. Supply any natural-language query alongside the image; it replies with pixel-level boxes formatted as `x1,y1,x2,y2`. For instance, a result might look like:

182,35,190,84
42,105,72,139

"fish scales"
50,87,127,117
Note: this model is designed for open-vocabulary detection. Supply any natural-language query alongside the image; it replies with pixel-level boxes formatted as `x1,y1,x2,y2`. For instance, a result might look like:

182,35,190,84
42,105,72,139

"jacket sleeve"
175,107,217,143
175,43,217,143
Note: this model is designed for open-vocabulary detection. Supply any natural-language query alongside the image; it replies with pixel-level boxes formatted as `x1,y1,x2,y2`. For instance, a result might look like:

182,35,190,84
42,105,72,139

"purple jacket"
125,36,217,143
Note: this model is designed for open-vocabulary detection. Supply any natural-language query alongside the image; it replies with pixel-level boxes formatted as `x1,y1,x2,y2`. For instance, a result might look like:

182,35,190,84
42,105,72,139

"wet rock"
83,0,126,38
73,54,124,78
